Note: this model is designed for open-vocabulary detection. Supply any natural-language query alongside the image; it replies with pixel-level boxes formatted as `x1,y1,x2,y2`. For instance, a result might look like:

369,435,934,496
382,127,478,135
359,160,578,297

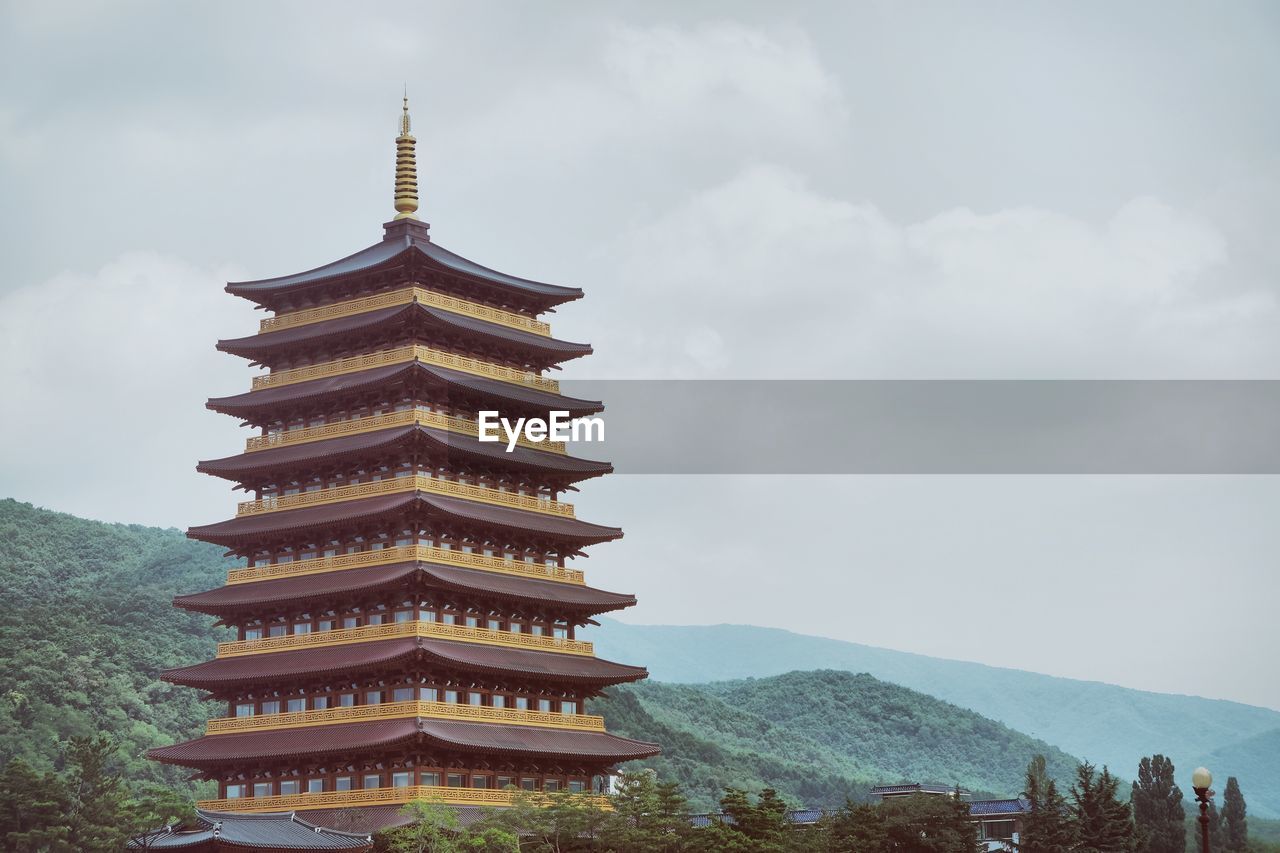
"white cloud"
0,252,254,526
563,164,1273,379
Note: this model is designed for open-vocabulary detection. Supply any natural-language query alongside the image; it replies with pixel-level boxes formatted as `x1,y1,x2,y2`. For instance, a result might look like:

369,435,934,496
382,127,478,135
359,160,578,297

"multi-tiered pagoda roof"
144,96,657,839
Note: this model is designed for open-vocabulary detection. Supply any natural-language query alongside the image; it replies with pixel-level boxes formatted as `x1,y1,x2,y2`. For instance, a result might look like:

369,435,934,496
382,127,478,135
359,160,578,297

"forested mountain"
0,498,229,796
593,619,1280,817
591,671,1080,812
2,498,1277,821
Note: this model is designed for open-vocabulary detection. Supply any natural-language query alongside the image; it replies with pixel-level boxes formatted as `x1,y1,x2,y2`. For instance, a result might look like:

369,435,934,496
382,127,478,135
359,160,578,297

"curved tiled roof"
161,637,648,689
225,223,582,307
205,362,604,419
196,424,611,482
217,302,592,363
172,561,636,616
149,717,659,768
128,809,372,849
186,492,622,548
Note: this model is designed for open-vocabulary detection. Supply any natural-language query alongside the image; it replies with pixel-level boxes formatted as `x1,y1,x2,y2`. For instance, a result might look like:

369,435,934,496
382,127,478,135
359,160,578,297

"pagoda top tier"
226,219,584,313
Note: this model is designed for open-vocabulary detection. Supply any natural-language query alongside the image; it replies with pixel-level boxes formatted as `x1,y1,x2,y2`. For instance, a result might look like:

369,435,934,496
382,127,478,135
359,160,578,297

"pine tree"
1220,777,1247,853
1072,761,1136,853
1132,755,1185,853
825,800,887,853
1022,754,1076,853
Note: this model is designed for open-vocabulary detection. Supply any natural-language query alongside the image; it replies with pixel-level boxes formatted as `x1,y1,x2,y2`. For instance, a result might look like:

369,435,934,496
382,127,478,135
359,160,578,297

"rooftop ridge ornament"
393,91,419,220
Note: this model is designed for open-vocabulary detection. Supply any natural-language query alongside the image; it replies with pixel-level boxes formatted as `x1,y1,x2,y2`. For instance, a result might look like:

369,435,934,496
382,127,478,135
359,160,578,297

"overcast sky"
2,1,1278,708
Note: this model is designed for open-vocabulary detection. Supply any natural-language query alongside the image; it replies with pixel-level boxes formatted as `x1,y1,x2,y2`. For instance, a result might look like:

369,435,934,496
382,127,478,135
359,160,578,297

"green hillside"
591,672,1080,812
0,498,228,795
593,619,1280,817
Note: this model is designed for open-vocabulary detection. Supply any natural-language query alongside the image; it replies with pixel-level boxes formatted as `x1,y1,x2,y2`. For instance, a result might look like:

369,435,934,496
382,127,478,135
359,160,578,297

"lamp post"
1192,766,1214,853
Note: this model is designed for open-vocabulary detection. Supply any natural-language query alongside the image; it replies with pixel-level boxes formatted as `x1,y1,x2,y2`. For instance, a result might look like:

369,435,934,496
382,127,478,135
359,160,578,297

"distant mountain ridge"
593,619,1280,817
591,670,1080,811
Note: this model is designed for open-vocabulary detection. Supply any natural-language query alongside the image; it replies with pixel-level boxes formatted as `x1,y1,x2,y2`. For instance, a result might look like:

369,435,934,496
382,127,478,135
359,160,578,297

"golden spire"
394,91,419,220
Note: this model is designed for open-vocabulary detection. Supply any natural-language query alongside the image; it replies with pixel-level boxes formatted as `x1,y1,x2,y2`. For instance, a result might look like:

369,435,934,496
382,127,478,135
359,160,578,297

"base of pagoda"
199,785,609,814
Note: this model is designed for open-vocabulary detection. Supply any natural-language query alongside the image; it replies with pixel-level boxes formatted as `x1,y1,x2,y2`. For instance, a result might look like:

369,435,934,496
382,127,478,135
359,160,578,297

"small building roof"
127,809,372,850
870,783,970,797
969,798,1032,816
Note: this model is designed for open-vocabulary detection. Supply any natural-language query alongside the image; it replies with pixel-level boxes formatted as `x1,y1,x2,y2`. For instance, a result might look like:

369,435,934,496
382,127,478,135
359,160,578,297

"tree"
1132,755,1185,853
824,800,888,853
63,735,131,852
880,793,977,853
383,800,463,853
0,758,75,852
720,787,790,848
122,785,196,850
1022,754,1076,853
605,770,692,852
1073,761,1136,853
1221,777,1247,853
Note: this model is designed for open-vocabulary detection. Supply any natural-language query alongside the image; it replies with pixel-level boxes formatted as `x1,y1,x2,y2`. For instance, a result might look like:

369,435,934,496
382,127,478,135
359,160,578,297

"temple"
144,96,659,837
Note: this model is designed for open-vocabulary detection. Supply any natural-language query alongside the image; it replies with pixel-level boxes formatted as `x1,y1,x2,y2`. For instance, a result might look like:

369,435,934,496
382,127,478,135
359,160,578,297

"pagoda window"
363,775,381,790
268,625,287,638
464,616,479,628
421,772,441,786
318,618,335,632
468,692,483,706
444,690,459,704
419,687,438,702
277,555,293,565
442,613,456,625
447,773,465,788
392,687,414,702
568,780,585,793
520,779,537,791
225,783,247,799
545,780,561,793
279,780,300,796
562,700,578,715
243,627,263,641
421,609,437,622
514,697,529,711
365,691,382,705
338,693,356,707
342,617,359,629
509,622,522,634
472,776,490,789
394,610,412,624
293,622,311,635
487,618,501,631
335,776,352,791
313,696,330,710
367,613,386,625
235,703,254,718
262,700,280,714
307,779,324,794
253,782,271,798
286,698,305,713
553,625,568,640
392,772,412,789
531,625,544,636
538,699,553,713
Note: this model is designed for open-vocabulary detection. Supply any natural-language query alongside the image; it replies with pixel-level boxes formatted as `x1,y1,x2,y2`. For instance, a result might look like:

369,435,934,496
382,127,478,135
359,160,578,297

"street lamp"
1192,767,1214,853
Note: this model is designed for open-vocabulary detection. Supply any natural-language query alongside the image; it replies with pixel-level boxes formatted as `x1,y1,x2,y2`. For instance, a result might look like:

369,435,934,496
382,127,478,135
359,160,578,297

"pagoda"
147,97,659,834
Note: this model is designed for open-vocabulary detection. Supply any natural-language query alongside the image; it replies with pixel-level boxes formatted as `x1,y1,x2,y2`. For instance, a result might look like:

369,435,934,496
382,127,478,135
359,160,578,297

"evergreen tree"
1221,777,1247,853
825,800,887,853
720,787,791,847
1132,755,1185,853
880,793,977,853
606,771,692,852
1022,754,1076,853
0,758,75,852
63,735,131,852
1072,761,1136,853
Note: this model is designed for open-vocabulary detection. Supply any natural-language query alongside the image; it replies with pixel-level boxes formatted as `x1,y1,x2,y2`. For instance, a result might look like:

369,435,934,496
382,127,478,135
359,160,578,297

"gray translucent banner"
519,380,1280,474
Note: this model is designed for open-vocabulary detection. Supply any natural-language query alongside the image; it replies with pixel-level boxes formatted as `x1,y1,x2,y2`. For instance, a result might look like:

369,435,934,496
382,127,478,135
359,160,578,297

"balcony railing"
225,543,584,586
259,284,551,337
216,619,593,658
244,407,567,454
199,786,608,814
251,344,560,392
206,699,605,734
236,474,573,518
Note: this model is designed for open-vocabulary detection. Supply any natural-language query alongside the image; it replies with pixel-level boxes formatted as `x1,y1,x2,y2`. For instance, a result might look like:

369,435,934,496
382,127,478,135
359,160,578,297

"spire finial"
394,90,419,220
